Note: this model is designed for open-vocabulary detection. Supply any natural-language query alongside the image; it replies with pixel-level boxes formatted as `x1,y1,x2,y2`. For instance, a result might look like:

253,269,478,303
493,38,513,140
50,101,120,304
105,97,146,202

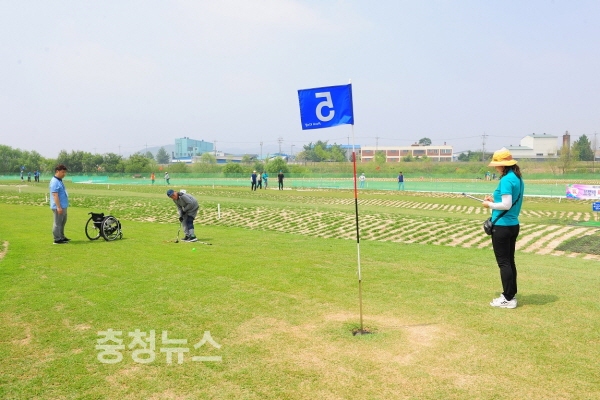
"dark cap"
167,189,175,197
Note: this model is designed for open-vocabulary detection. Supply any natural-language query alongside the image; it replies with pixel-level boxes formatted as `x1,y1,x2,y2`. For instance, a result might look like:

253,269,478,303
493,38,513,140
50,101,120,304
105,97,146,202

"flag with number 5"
297,84,354,130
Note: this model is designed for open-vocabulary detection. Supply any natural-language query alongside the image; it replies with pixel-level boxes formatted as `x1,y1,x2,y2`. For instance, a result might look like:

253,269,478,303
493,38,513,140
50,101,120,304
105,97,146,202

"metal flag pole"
349,80,366,335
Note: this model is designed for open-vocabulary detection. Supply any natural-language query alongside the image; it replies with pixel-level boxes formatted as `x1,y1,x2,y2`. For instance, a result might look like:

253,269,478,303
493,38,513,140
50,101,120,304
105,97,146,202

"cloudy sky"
1,0,599,158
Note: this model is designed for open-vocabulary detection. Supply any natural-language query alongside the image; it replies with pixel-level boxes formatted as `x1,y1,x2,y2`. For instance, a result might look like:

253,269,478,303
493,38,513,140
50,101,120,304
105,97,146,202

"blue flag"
298,84,354,130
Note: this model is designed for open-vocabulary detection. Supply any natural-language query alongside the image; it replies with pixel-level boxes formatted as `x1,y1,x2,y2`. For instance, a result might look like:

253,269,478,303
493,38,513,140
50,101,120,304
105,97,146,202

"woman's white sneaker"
490,294,517,309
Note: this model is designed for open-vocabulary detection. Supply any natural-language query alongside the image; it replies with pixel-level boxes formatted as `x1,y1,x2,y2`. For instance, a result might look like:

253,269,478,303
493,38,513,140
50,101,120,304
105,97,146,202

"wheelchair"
85,212,123,241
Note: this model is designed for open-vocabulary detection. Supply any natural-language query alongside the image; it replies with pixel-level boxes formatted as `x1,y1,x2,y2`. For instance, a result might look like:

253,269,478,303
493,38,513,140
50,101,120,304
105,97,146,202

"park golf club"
462,192,485,202
173,220,212,245
174,221,181,243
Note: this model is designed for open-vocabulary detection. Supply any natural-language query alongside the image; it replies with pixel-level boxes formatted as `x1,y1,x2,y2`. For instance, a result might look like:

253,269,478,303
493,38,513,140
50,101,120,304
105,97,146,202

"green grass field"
1,182,599,399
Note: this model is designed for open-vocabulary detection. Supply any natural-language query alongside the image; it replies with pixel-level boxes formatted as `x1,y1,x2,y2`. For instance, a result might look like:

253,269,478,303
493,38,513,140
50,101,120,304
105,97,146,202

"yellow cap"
488,148,517,167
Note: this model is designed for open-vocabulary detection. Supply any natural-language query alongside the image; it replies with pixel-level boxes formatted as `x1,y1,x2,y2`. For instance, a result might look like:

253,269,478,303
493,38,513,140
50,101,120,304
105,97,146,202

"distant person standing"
34,170,39,182
164,172,170,185
49,164,70,244
398,172,404,190
20,170,24,182
262,171,268,189
359,173,366,189
27,171,31,182
251,171,257,191
278,170,284,190
257,171,263,189
151,172,155,185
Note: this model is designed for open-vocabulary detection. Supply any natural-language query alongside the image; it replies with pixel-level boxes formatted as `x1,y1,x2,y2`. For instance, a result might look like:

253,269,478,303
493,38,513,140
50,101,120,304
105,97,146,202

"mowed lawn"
1,194,599,399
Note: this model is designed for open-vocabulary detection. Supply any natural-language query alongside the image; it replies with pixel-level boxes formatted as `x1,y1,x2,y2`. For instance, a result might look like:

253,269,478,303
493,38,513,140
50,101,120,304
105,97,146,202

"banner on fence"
566,184,600,200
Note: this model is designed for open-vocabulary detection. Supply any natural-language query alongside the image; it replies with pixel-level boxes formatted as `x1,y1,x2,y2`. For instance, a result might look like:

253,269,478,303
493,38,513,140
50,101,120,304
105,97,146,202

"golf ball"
192,248,196,251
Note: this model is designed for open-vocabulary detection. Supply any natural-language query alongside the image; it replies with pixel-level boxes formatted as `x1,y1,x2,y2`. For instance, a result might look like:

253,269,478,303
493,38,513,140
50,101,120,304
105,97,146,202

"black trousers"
278,181,283,190
491,225,520,301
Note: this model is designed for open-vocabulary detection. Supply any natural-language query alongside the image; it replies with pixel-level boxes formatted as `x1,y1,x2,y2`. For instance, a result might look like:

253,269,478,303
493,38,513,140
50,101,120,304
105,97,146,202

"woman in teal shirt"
482,148,524,309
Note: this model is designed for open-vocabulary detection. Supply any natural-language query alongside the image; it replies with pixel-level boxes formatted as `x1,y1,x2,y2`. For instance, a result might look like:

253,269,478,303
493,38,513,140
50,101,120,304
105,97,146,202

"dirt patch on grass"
228,312,453,396
0,241,8,260
12,325,32,346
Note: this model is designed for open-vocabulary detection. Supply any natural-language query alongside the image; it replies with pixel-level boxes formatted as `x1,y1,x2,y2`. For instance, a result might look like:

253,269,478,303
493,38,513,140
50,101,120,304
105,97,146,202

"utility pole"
278,137,283,155
481,132,487,162
594,132,597,172
260,141,263,160
375,136,379,152
291,144,295,160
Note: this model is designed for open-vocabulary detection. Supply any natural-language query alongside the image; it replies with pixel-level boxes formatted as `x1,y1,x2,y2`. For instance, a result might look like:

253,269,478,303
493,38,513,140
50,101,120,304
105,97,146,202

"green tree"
294,150,308,163
144,151,154,159
303,141,327,161
374,150,386,164
329,144,347,162
241,154,254,164
300,141,348,162
252,160,264,173
103,153,124,173
572,134,594,161
457,151,491,162
124,154,153,173
0,145,21,172
314,145,329,161
81,152,99,173
457,152,469,162
558,144,577,174
418,137,432,146
223,163,244,175
56,150,87,172
168,162,189,173
266,157,289,173
156,147,170,164
199,152,216,164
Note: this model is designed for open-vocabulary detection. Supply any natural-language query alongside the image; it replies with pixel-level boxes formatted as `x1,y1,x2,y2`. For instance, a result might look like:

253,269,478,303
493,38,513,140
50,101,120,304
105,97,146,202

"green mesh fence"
0,173,591,198
60,175,577,197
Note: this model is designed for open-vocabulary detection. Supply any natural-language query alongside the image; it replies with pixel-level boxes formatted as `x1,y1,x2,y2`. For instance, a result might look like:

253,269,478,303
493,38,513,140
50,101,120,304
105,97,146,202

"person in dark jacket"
277,170,284,190
167,189,199,242
251,171,257,191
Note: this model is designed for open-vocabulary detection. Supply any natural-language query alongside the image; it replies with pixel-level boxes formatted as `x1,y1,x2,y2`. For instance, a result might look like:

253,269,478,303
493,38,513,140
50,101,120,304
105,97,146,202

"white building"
507,133,558,160
360,144,453,162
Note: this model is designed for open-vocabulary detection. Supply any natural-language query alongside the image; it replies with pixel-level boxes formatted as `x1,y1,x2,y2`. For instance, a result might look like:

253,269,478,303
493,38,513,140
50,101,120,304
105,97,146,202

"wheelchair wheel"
101,216,122,241
85,217,102,240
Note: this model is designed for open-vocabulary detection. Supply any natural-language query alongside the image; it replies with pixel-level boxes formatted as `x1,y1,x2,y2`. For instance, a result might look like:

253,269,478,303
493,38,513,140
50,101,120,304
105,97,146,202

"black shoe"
53,239,68,244
62,237,71,242
182,235,191,242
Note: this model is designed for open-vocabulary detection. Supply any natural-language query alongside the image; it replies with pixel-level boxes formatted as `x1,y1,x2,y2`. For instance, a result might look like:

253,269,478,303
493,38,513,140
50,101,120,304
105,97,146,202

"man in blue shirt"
397,172,404,190
49,164,70,244
251,171,257,191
